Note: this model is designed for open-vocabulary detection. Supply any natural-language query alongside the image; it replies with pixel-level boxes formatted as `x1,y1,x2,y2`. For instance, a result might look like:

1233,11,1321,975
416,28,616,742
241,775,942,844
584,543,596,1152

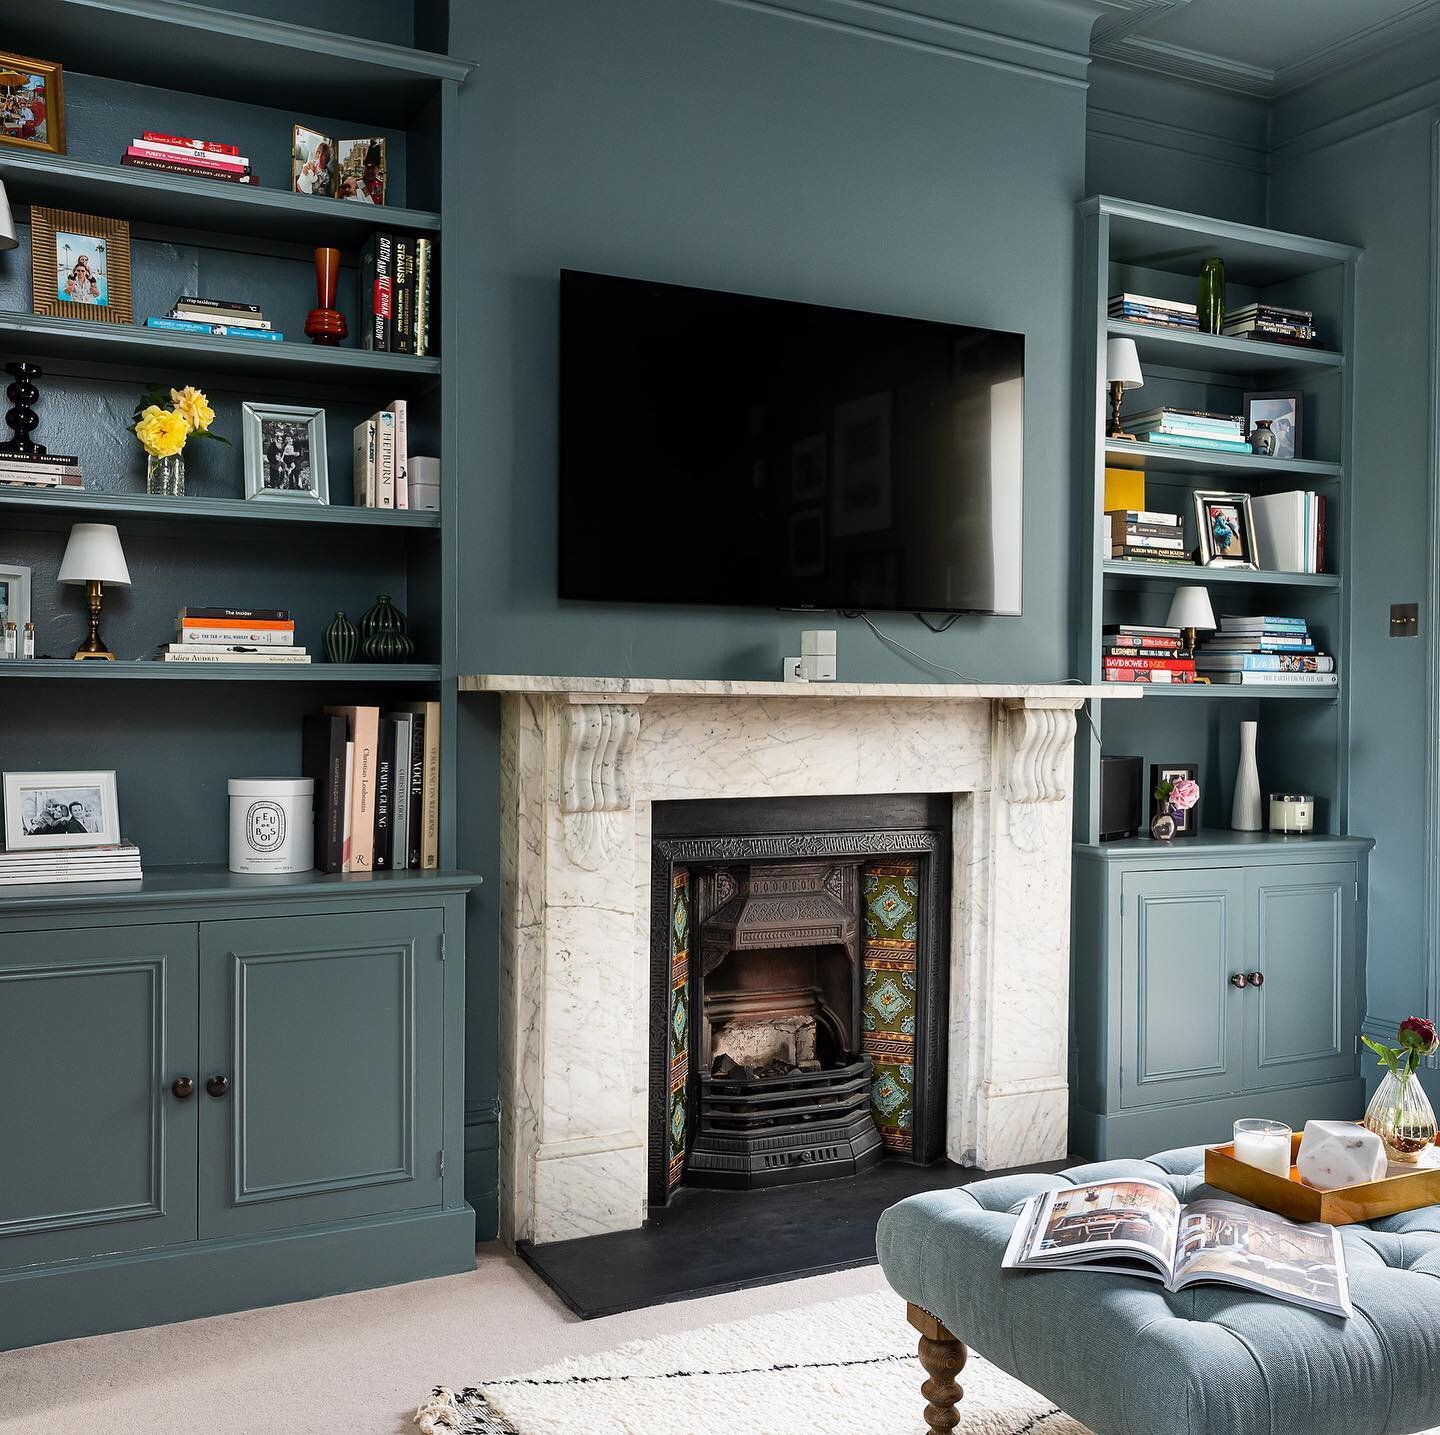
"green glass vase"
323,610,358,664
1197,257,1226,334
359,594,415,662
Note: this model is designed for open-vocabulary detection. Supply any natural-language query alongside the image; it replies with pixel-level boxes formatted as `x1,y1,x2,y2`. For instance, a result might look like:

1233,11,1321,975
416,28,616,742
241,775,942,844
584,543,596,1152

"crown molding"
1272,0,1440,97
1096,34,1275,95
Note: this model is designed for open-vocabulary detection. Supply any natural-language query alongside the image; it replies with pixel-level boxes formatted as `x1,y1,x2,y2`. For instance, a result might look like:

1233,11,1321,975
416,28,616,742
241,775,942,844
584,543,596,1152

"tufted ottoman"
876,1147,1440,1434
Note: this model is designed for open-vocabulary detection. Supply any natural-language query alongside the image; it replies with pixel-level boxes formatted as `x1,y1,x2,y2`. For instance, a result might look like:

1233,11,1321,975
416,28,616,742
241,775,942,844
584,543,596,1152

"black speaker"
1099,755,1143,841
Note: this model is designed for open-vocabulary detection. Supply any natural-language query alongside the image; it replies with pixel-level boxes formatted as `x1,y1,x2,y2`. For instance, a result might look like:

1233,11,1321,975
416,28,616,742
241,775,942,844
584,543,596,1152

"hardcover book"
324,705,381,872
302,713,348,874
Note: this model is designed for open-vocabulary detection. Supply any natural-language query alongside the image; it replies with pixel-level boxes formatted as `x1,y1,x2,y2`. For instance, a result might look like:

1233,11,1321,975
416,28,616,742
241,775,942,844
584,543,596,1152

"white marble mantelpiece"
486,676,1136,1246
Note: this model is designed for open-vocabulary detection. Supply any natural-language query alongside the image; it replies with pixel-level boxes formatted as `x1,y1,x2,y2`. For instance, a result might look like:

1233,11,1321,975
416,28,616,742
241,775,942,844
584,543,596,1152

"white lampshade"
58,523,131,586
1106,336,1144,389
1167,584,1216,632
0,181,14,252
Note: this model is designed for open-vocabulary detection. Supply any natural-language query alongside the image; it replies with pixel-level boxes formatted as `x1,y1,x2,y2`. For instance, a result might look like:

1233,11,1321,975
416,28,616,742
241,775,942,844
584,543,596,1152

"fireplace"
648,795,950,1203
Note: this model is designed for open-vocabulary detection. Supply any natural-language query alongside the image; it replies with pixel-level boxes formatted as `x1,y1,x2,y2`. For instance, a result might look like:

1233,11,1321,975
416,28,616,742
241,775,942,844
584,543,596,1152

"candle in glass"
1233,1118,1292,1178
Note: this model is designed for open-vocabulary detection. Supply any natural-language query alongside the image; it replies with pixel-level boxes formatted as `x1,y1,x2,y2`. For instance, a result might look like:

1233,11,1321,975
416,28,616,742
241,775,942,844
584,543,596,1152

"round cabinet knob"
1229,973,1248,989
1247,971,1265,988
171,1076,195,1099
206,1075,231,1098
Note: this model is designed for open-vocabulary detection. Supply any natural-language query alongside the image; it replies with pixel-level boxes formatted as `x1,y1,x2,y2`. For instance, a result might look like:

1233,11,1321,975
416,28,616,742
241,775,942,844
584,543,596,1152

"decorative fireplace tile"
668,869,691,1193
863,861,921,1152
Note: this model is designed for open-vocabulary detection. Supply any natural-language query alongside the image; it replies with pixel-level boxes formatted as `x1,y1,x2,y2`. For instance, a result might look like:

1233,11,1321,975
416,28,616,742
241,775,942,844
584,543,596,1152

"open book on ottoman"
1002,1177,1351,1317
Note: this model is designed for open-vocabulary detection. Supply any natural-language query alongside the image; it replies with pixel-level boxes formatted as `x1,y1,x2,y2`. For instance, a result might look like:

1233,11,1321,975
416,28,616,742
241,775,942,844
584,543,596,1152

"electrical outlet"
1391,603,1419,638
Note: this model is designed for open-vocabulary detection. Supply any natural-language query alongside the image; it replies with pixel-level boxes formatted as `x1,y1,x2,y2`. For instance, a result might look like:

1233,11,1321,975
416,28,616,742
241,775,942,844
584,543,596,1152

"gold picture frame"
30,207,133,325
0,51,65,155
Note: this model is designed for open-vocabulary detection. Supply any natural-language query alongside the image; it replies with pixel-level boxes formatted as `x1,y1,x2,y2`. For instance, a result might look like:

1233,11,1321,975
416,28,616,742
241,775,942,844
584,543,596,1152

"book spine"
180,607,291,620
1197,656,1334,672
1141,433,1252,452
388,716,410,872
387,400,409,509
172,310,271,329
393,237,416,356
416,238,433,357
1104,510,1181,527
370,233,393,352
1108,522,1184,539
375,410,396,509
1220,617,1310,630
360,236,377,351
160,652,310,663
350,712,379,873
143,131,239,155
341,742,354,872
408,711,425,870
180,626,295,646
1104,646,1182,658
1102,637,1182,650
174,295,262,314
303,714,346,874
1109,535,1186,550
421,704,440,869
163,644,306,655
121,155,257,185
373,720,394,871
354,419,376,507
126,144,247,174
1102,656,1197,672
1211,672,1339,685
145,318,284,341
1103,669,1195,684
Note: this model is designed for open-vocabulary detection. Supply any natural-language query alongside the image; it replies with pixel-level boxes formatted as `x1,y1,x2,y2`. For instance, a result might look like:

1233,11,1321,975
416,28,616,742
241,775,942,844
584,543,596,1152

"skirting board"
0,1204,476,1353
1069,1079,1366,1161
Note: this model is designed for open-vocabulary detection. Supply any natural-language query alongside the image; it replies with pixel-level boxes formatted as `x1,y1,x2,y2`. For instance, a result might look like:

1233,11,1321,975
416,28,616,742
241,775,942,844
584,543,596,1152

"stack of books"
1106,508,1190,566
147,295,282,343
1251,490,1327,574
1108,293,1198,331
1121,407,1250,454
1196,616,1337,687
0,450,82,489
360,233,436,356
305,702,441,873
1222,303,1318,347
0,842,142,886
1102,624,1195,684
158,607,310,665
353,399,410,508
120,131,257,186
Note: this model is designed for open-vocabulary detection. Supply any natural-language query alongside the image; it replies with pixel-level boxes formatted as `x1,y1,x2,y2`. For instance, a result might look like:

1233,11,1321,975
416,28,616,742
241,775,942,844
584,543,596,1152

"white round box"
228,778,314,874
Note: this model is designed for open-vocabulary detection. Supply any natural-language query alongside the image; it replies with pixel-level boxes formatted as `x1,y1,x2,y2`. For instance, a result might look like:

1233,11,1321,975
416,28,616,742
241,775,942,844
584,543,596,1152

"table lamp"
58,523,131,660
1167,583,1216,658
0,181,16,252
1106,336,1144,439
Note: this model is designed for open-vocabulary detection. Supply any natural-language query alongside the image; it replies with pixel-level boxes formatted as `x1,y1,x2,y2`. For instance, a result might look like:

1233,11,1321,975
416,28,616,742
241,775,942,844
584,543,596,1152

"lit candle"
1233,1118,1292,1178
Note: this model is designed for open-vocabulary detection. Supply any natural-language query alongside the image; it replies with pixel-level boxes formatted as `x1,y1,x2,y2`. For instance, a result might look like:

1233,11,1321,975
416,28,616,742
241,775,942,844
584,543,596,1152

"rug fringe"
415,1386,464,1433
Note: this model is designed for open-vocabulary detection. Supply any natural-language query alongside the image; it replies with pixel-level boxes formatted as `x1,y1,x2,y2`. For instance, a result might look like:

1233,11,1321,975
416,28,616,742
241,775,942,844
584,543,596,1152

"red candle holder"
304,246,348,345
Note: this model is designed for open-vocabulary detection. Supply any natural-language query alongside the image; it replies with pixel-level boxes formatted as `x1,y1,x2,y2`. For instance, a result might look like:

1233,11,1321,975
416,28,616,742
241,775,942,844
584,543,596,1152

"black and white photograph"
241,403,329,503
3,769,119,850
1244,390,1304,460
0,563,30,630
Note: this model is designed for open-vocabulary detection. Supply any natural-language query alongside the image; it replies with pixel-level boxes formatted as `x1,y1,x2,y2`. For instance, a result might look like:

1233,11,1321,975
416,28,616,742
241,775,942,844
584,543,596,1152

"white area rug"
415,1290,1091,1434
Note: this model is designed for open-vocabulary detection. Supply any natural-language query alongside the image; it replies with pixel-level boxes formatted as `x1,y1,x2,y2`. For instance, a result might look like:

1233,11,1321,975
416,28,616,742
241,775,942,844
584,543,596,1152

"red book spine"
142,130,239,155
1101,636,1182,650
1102,656,1197,672
121,155,255,185
127,144,246,174
1315,494,1327,573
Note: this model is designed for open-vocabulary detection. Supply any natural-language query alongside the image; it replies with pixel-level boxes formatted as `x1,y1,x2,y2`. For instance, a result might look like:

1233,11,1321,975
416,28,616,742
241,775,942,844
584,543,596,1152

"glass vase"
1197,257,1226,334
146,452,185,497
1364,1069,1438,1164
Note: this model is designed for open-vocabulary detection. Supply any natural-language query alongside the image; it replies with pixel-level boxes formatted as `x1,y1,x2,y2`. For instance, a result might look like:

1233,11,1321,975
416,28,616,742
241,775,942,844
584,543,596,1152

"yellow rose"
169,385,214,433
134,404,189,459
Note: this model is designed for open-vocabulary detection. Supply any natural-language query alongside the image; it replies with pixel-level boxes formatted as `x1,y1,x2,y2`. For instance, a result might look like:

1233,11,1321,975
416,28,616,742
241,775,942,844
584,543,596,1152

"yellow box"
1103,466,1145,514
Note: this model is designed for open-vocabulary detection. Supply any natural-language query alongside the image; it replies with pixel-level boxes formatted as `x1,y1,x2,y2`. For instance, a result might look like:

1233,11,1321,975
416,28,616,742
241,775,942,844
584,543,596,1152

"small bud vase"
359,594,415,662
147,452,185,497
1364,1069,1438,1164
323,610,358,664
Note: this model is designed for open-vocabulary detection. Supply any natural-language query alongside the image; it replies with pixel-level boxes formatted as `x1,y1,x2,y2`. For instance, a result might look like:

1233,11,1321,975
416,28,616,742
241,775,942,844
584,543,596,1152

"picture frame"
292,125,335,197
30,207,132,325
0,563,31,631
336,136,386,205
1150,762,1199,838
3,770,120,851
0,52,65,156
1193,489,1258,569
242,403,329,503
1243,390,1304,460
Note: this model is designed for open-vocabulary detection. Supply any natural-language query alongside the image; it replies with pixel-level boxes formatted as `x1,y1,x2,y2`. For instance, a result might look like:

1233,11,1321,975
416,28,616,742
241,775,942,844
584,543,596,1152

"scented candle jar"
228,778,314,874
1233,1118,1292,1178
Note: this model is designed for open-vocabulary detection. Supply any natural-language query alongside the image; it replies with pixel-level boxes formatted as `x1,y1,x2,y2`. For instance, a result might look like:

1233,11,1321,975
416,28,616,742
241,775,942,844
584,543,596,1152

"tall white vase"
1232,720,1263,831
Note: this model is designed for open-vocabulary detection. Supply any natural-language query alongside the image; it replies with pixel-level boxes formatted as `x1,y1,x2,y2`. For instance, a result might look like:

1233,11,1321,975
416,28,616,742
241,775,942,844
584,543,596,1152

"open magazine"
1002,1178,1351,1318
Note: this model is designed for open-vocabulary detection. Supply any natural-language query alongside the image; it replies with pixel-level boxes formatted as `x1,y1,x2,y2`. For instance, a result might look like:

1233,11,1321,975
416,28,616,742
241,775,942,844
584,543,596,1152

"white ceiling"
1091,0,1440,96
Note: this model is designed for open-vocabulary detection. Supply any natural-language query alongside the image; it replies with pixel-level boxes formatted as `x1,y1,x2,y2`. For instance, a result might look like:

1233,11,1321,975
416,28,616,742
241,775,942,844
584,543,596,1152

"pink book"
126,143,247,174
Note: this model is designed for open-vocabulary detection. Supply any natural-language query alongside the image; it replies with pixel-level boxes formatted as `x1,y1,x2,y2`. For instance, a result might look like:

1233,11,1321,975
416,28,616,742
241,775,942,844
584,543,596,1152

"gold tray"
1204,1132,1440,1225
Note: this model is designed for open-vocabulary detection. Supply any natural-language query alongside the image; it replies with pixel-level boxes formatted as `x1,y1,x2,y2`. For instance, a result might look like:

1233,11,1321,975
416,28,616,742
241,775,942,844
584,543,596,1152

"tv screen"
559,271,1023,615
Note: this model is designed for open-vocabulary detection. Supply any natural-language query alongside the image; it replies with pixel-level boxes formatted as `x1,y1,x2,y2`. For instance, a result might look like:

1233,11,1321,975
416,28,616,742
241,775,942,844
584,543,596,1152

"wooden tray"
1205,1132,1440,1225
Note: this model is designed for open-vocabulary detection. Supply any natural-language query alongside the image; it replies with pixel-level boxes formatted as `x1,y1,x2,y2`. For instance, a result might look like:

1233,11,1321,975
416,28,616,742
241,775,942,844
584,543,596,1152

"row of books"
1107,508,1190,566
360,233,436,356
1101,624,1194,684
1108,293,1197,330
1197,616,1336,686
1120,407,1250,454
120,130,257,186
0,842,142,886
303,703,441,873
0,450,82,488
156,608,310,665
1252,490,1326,574
147,294,283,344
353,400,411,508
1222,303,1318,347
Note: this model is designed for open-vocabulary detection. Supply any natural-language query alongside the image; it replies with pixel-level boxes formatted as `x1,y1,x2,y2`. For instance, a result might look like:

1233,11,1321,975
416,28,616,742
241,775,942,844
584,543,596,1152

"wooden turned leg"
908,1302,967,1434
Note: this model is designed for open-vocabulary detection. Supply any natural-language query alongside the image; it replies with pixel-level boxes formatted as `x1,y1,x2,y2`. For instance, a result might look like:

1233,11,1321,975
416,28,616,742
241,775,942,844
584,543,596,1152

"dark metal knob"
1247,971,1264,988
1229,973,1247,989
171,1076,195,1099
206,1074,231,1098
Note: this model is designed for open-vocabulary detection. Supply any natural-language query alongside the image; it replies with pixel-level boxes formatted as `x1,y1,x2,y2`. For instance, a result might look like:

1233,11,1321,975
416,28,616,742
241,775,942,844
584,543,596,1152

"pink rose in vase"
1168,778,1200,813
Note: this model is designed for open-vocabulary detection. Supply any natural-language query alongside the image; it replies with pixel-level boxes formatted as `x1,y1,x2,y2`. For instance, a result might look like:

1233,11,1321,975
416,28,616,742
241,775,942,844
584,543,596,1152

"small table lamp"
1167,583,1216,658
58,522,131,661
1106,336,1144,439
0,181,16,252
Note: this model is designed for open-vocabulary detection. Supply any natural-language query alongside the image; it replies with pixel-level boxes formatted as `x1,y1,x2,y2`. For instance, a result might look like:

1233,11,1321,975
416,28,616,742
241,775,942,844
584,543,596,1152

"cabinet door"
1119,869,1246,1109
1243,863,1359,1093
0,923,198,1270
198,909,445,1238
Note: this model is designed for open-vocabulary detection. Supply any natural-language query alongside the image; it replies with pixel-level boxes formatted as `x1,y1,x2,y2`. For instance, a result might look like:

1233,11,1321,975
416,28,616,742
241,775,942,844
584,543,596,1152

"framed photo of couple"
3,770,120,851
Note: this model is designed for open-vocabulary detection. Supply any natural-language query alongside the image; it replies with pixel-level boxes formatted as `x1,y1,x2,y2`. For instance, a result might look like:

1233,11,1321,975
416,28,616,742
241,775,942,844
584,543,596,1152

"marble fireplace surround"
465,675,1138,1246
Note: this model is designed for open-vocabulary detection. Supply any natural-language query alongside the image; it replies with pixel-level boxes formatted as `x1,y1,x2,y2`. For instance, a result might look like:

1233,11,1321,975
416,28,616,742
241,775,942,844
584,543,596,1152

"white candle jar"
1233,1118,1292,1179
228,778,315,874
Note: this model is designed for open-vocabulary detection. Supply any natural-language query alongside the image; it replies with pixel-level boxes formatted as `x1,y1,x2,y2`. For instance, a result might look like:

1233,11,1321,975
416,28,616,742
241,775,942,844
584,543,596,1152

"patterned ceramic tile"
667,870,690,1192
863,861,921,1152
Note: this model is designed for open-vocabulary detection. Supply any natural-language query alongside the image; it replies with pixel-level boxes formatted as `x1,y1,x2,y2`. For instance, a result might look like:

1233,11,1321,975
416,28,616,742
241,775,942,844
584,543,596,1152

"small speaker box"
1100,755,1143,841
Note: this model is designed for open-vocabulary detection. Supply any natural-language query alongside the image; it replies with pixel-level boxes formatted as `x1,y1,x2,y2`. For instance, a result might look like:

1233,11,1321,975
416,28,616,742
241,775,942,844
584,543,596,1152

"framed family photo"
3,770,120,851
0,52,65,156
30,207,132,325
1193,489,1258,569
242,403,329,503
0,563,31,631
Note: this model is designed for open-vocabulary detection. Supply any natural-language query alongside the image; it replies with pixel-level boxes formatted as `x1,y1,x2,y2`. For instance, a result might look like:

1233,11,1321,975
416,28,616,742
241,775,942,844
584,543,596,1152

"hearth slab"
514,1155,1071,1319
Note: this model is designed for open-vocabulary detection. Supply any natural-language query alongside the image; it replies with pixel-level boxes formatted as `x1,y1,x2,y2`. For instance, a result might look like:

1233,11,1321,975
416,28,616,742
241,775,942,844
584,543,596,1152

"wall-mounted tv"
558,270,1024,615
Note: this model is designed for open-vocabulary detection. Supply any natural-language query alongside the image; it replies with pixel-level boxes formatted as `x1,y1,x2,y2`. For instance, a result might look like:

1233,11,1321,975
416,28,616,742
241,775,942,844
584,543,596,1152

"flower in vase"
1168,778,1200,811
134,404,189,459
169,385,215,433
1400,1017,1439,1057
1363,1015,1439,1078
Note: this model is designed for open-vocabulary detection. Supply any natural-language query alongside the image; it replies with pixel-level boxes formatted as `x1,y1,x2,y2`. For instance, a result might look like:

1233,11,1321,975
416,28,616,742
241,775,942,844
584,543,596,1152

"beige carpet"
0,1245,891,1435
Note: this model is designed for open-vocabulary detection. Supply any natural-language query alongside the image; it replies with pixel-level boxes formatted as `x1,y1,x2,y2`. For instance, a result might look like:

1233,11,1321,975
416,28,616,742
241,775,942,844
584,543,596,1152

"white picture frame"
242,403,329,504
0,563,31,631
3,769,120,850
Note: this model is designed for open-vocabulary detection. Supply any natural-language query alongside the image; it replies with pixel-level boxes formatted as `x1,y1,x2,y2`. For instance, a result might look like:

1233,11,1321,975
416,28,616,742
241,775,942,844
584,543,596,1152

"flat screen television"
559,270,1024,615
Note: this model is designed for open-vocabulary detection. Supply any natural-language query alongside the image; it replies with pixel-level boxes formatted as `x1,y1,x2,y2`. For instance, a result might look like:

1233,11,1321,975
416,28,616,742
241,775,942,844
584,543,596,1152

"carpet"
414,1290,1090,1434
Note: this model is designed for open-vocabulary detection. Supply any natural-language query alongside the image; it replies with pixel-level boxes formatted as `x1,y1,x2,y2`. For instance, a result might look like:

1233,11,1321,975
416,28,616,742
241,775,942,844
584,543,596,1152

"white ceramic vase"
1232,720,1263,831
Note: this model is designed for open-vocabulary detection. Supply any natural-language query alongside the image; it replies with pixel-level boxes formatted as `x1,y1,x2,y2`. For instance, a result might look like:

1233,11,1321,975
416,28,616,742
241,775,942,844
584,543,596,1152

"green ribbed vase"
359,594,415,662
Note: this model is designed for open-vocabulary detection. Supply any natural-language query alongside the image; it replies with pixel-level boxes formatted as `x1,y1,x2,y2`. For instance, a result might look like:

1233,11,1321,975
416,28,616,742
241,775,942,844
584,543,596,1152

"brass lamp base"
72,579,117,661
1108,380,1138,440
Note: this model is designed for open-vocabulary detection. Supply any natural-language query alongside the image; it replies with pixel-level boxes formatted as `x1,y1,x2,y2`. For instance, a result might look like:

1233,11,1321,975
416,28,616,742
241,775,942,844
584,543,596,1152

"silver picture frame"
242,402,329,504
1193,489,1258,570
0,562,32,631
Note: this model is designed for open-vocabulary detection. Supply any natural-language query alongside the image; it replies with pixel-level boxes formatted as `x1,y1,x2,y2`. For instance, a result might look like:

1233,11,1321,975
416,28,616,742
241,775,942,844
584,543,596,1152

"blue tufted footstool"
876,1147,1440,1435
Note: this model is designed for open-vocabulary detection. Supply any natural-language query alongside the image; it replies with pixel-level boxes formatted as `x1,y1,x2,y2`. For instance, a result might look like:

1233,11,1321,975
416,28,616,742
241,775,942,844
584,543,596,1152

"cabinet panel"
199,909,444,1237
0,924,198,1270
1244,863,1358,1092
1120,870,1245,1109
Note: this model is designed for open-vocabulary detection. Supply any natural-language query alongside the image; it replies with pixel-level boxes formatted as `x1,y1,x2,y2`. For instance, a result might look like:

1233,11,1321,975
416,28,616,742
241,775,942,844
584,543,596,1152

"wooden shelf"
7,0,474,127
0,661,441,683
1102,561,1340,588
1103,440,1341,481
0,313,440,389
1106,320,1344,375
0,151,441,250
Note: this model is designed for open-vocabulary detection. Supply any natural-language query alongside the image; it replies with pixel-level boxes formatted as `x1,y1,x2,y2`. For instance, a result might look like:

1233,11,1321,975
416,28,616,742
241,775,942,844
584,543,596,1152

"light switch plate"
1391,603,1419,638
